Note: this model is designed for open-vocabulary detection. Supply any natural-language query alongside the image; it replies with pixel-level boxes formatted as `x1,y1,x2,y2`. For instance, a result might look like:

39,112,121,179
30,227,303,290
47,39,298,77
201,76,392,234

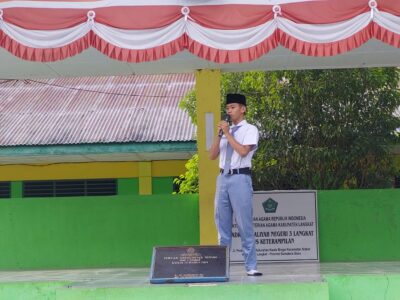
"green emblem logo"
262,198,278,213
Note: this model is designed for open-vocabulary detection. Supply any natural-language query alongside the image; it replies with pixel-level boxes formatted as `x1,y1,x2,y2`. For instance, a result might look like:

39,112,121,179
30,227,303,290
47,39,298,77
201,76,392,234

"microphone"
218,115,231,137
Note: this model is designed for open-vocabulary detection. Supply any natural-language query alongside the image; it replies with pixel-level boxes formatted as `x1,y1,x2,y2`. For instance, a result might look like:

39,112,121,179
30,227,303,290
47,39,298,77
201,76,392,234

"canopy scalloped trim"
0,1,399,63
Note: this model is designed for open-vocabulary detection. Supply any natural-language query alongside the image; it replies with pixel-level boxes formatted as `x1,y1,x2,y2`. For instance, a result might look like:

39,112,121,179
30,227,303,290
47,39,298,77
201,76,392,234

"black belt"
220,167,251,175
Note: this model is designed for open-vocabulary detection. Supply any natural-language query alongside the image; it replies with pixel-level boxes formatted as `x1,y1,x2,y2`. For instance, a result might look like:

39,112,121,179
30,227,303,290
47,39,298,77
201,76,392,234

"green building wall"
0,187,399,270
318,189,400,262
0,193,199,270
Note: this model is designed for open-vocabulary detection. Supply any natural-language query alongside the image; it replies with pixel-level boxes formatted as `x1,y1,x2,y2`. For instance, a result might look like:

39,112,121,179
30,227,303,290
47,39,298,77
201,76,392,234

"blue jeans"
214,173,257,271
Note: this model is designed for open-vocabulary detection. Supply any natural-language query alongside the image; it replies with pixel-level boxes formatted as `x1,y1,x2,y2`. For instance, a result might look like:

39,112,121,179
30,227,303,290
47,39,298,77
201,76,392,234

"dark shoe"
247,270,263,276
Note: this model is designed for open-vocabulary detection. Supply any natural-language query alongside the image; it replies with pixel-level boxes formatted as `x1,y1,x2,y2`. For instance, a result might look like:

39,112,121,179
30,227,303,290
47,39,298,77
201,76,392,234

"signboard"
231,191,319,262
150,245,229,283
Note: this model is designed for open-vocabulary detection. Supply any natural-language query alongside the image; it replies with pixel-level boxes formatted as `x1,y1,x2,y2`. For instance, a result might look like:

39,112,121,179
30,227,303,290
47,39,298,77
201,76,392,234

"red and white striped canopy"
0,0,399,78
0,0,399,63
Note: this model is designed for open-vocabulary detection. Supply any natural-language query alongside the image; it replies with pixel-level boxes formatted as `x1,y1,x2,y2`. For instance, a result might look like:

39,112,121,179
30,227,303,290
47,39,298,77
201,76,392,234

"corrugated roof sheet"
0,74,196,146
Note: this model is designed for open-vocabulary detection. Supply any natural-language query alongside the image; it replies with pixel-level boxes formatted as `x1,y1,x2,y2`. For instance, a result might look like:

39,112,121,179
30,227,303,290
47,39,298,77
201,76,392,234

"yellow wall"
0,160,187,181
139,162,152,195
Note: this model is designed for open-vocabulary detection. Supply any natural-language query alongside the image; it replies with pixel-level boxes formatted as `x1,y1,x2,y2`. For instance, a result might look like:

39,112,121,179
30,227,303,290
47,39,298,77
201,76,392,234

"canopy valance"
0,0,398,63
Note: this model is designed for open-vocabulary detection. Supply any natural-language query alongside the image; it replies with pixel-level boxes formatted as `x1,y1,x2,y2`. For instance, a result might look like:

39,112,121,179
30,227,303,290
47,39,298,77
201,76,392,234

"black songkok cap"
226,93,246,106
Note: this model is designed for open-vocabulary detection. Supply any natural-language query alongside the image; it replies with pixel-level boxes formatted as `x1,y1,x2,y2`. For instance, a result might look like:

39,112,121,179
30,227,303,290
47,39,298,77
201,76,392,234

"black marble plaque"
150,245,229,283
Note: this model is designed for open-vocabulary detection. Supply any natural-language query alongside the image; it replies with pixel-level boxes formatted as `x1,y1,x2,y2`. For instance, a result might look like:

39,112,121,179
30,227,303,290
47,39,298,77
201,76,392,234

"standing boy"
209,93,262,276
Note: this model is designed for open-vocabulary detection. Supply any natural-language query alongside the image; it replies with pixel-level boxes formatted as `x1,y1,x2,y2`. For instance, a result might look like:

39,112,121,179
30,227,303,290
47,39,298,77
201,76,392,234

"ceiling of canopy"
0,0,399,78
1,40,399,79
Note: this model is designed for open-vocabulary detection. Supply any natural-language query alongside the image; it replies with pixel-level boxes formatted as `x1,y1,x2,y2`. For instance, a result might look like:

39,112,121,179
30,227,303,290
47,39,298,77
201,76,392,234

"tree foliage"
179,90,197,125
173,154,199,194
177,68,400,192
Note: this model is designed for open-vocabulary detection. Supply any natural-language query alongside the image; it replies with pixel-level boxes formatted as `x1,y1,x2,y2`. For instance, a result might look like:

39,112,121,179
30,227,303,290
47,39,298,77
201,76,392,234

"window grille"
23,179,117,197
0,182,11,198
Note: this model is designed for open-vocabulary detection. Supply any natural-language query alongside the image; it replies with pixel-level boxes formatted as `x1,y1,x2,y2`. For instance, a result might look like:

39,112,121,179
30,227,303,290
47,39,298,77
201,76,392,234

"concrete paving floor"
0,262,399,288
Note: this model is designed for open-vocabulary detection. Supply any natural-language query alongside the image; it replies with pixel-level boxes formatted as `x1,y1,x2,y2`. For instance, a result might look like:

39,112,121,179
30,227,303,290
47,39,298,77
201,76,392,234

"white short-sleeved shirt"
219,120,259,169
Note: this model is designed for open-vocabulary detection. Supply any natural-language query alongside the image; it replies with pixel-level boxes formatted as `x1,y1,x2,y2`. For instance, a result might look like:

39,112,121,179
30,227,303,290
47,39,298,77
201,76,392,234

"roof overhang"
0,142,197,164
